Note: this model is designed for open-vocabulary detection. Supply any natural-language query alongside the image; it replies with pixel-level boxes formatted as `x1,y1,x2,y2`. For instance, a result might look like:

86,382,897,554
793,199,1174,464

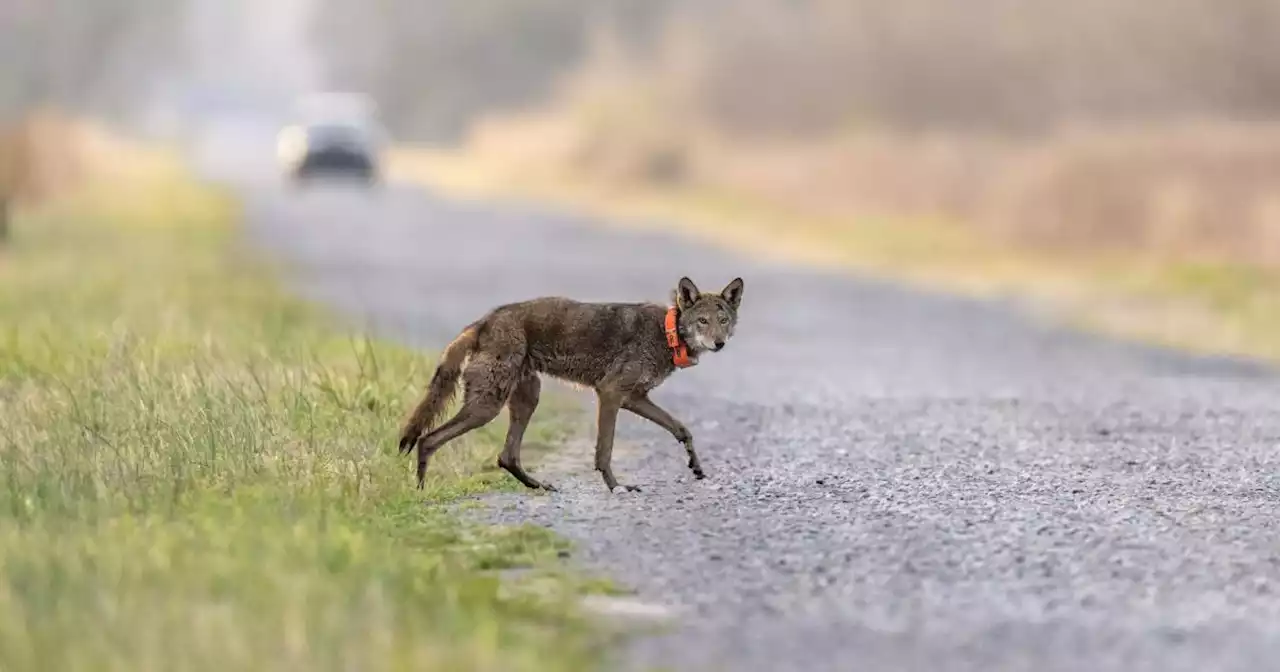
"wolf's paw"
398,434,418,456
611,484,642,494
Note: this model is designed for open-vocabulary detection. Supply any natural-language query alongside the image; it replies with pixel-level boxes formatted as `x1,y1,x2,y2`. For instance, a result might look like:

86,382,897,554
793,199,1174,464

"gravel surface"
241,181,1280,672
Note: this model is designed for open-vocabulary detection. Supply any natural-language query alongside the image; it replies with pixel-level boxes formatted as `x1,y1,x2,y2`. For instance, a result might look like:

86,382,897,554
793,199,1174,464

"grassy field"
389,147,1280,364
0,154,608,671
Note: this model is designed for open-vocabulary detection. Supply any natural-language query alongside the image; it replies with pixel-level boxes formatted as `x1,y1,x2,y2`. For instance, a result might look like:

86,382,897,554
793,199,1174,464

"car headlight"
276,126,307,164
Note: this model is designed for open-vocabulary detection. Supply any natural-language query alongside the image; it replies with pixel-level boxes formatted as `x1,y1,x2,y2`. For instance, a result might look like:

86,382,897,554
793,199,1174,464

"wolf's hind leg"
415,354,518,489
497,372,555,491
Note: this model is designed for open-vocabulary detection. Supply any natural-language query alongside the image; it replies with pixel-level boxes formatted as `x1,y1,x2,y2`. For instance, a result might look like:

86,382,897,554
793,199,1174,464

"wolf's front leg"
594,392,640,492
623,394,705,480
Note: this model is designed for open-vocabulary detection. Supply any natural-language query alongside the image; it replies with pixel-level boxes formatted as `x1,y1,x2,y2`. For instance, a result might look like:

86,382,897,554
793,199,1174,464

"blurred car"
277,119,381,185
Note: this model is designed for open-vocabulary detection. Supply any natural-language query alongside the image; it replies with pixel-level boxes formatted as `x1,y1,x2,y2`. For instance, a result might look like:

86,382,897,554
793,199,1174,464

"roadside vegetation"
0,136,604,672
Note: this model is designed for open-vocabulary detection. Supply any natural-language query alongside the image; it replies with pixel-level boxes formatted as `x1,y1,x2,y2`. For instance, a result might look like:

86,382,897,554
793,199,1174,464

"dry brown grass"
977,124,1280,262
457,95,1280,266
0,109,163,215
707,123,1280,266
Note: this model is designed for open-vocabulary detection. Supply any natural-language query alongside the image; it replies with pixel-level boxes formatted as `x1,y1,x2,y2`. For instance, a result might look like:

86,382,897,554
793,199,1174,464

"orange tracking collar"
664,307,696,368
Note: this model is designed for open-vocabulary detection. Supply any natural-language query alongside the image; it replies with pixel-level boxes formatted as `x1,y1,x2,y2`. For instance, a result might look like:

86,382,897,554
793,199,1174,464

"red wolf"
398,276,744,492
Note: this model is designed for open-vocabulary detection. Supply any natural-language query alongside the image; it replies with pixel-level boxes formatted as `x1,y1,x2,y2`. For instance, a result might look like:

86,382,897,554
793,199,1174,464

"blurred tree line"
310,0,1280,141
310,0,675,143
0,0,184,241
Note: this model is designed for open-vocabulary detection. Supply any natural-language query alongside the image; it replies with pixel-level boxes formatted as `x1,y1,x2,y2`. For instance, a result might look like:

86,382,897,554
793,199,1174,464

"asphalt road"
239,178,1280,672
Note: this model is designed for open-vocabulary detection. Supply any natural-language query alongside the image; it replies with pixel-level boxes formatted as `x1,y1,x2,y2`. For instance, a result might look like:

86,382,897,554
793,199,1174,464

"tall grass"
0,157,600,671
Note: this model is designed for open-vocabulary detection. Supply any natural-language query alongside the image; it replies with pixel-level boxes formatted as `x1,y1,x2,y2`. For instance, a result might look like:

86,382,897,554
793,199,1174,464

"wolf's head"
672,276,744,353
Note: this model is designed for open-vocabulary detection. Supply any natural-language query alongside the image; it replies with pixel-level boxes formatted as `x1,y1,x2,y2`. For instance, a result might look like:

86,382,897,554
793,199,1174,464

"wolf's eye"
697,317,709,325
719,317,729,325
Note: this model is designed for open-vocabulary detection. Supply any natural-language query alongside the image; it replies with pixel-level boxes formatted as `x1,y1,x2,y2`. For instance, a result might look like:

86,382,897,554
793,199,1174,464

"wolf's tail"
397,322,480,452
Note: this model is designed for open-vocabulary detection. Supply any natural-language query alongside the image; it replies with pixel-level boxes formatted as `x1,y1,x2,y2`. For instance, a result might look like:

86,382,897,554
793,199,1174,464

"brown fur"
397,276,745,492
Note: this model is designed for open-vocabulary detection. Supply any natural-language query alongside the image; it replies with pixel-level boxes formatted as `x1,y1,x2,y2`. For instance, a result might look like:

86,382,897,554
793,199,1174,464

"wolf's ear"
720,277,744,309
676,277,701,309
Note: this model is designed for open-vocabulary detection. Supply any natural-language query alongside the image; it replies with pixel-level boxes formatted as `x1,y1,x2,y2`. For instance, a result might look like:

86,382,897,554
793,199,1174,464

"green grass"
0,161,606,671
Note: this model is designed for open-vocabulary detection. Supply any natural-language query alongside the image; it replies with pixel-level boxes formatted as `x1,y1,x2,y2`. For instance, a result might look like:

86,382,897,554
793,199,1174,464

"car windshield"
306,123,368,142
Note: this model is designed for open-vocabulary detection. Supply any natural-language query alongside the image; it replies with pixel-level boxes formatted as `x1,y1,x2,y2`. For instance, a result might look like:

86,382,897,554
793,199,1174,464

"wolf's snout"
713,340,725,351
